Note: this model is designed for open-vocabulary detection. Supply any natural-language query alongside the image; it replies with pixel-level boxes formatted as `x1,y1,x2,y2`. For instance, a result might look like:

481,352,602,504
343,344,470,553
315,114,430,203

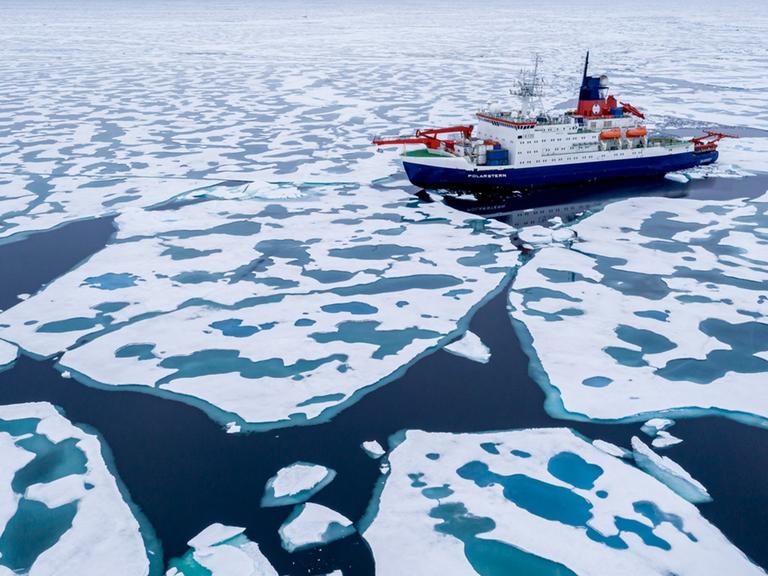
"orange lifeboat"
626,126,648,138
599,128,622,140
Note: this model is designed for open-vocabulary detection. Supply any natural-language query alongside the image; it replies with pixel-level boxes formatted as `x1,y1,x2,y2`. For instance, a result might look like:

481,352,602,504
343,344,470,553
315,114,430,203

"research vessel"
373,54,730,192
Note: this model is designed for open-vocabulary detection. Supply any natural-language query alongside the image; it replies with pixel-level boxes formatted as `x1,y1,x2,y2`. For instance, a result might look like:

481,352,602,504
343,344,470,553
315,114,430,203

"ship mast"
511,54,545,117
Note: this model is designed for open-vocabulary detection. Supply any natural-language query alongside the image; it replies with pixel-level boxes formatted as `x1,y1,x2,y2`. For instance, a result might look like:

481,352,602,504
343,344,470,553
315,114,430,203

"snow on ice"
362,428,763,576
167,523,277,576
0,340,17,371
631,437,710,503
279,503,355,553
0,403,154,576
0,186,517,429
509,194,768,424
443,331,491,364
362,440,386,459
262,462,336,508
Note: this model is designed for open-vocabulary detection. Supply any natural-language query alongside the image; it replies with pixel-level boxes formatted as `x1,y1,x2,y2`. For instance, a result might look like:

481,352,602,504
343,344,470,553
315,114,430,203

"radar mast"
511,54,545,117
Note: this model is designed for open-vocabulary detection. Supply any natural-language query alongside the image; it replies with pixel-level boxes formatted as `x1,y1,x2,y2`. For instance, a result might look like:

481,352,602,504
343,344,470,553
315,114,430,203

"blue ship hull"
403,150,718,192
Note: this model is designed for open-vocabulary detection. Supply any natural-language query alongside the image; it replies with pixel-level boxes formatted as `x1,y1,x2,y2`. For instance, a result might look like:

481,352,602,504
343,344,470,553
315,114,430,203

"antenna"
582,51,590,80
511,54,545,117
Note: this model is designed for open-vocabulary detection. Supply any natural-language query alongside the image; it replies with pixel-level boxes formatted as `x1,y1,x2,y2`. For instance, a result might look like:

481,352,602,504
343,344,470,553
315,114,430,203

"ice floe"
642,419,675,434
262,462,336,508
641,419,682,449
443,331,491,364
631,437,710,504
362,440,386,459
0,185,517,429
1,0,762,249
592,439,630,459
0,340,16,370
362,428,763,575
509,194,768,424
651,431,683,449
279,503,355,553
664,172,689,184
167,523,277,576
224,422,241,434
188,523,246,549
0,402,155,575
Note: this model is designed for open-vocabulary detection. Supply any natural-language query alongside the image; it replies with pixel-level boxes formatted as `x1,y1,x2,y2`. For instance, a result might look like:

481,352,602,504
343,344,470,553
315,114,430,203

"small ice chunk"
443,330,490,364
279,503,355,552
16,293,30,301
0,340,17,368
170,525,277,576
642,418,675,436
225,422,241,434
379,461,390,474
631,437,710,503
518,225,555,246
60,370,72,379
592,439,630,459
262,462,336,507
187,523,245,549
652,430,683,449
664,172,689,183
362,440,385,459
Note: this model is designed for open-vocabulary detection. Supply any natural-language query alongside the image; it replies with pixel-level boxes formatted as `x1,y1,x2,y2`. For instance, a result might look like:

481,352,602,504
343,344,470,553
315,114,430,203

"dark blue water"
0,176,767,574
0,217,116,312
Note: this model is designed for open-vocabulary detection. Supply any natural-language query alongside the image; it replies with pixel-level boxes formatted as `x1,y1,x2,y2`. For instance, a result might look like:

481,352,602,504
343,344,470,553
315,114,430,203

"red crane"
373,125,474,150
690,131,736,152
620,101,645,119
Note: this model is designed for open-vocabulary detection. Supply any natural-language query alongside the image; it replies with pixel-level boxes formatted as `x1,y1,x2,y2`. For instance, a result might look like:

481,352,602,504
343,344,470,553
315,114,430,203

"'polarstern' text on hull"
373,53,733,192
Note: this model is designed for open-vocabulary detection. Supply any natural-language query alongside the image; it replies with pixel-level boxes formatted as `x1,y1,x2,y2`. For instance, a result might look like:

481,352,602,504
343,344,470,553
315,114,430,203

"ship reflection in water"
437,178,689,227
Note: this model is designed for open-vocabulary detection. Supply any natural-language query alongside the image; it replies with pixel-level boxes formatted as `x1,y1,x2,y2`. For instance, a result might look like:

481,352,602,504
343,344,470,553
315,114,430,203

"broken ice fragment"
0,340,17,371
261,462,336,507
652,430,683,449
631,437,710,503
664,172,689,183
362,440,385,459
443,330,491,364
278,503,355,552
224,422,241,434
641,418,675,436
168,523,277,576
187,523,246,549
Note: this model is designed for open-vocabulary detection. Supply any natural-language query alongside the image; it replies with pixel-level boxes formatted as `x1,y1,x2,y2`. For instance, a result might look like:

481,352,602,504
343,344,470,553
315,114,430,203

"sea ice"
651,431,683,449
509,194,768,424
0,185,517,429
0,340,16,370
664,172,689,184
0,403,155,576
642,419,675,434
262,462,336,508
443,331,491,364
278,503,355,553
631,437,710,503
187,523,245,549
592,439,630,459
362,440,386,459
167,523,277,576
362,428,763,575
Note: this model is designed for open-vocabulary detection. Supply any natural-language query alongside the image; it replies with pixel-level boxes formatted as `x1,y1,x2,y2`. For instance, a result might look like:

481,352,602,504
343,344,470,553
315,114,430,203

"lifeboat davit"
599,128,622,140
626,126,648,138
